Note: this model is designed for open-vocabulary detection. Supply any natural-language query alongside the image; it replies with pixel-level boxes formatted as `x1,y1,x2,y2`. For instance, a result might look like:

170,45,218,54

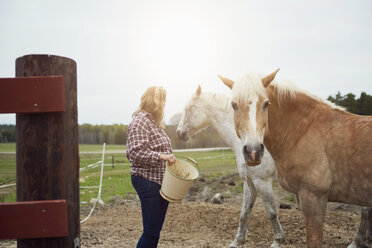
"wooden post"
15,55,80,248
112,155,115,168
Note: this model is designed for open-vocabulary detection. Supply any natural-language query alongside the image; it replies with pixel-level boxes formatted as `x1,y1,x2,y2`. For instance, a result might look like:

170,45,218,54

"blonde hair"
134,86,167,128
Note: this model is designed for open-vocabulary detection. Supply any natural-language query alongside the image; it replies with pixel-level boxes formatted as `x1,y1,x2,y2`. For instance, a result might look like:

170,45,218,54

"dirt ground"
79,199,360,248
78,174,361,248
0,174,362,248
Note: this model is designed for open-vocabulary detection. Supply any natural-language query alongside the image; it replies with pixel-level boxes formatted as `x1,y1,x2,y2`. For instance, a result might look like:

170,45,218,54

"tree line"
0,124,16,143
1,91,371,145
327,91,372,115
78,124,127,144
79,124,226,148
0,122,226,148
0,124,129,144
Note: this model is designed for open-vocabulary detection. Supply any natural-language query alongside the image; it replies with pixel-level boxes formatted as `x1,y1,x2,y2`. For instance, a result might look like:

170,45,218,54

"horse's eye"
263,100,271,110
231,102,238,111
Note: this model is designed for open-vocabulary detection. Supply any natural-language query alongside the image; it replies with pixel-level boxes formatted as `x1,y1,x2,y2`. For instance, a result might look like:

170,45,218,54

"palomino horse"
219,70,372,248
176,85,285,248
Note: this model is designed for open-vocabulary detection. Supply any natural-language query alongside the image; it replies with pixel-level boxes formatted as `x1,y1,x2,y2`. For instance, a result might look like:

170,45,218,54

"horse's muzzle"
243,144,264,166
176,130,189,141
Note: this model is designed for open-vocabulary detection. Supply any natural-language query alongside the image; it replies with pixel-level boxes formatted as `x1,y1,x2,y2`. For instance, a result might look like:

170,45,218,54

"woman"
126,86,176,248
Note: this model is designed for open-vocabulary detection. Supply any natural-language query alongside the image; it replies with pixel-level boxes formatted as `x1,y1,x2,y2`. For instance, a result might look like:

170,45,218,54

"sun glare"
131,5,220,79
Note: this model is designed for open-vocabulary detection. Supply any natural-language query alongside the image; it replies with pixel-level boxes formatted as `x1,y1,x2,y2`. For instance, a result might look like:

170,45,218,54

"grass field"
0,143,237,204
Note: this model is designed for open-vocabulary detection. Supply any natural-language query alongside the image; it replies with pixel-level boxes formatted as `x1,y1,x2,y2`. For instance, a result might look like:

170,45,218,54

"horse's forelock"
232,74,268,103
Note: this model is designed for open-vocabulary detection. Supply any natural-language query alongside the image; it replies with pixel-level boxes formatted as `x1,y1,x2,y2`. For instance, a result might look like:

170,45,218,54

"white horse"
348,207,372,248
176,85,285,248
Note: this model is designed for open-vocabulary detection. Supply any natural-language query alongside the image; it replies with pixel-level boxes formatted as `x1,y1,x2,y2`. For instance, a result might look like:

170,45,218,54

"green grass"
285,194,297,203
79,144,126,153
0,143,236,204
0,143,16,152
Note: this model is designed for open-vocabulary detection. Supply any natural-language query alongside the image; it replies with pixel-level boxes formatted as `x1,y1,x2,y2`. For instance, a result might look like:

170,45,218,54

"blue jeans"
131,175,169,248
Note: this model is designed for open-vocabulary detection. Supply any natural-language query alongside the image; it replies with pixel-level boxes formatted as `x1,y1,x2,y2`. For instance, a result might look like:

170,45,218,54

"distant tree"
327,91,343,104
0,124,16,142
78,124,126,144
356,92,372,115
342,93,357,113
328,91,372,115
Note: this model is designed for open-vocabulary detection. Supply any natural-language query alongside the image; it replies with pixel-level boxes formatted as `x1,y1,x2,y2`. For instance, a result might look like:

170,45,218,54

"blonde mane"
234,73,345,111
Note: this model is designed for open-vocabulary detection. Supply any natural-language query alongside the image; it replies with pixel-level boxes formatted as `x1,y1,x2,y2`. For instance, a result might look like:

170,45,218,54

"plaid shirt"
126,111,173,185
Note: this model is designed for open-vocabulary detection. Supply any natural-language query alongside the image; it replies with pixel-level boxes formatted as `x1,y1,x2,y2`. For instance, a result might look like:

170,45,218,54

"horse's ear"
262,68,280,87
196,85,202,97
218,75,234,89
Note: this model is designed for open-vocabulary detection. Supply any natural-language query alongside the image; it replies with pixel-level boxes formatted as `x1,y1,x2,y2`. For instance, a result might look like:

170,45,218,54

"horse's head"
218,69,279,166
176,85,209,141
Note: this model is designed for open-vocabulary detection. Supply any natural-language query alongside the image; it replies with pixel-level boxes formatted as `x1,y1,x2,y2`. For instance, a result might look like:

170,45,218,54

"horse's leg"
298,190,328,248
348,207,368,248
256,178,285,248
348,207,372,248
367,207,372,247
230,177,257,248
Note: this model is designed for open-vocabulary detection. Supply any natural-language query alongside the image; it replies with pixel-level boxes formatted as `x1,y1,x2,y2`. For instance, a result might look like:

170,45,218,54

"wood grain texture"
15,55,80,248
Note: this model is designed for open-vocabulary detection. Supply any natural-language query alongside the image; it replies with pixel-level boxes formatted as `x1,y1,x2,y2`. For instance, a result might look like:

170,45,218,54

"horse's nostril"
243,145,249,155
260,144,264,152
177,130,189,141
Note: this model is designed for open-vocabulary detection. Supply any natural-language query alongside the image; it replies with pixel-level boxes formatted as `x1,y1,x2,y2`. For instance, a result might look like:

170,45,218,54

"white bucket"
160,159,199,203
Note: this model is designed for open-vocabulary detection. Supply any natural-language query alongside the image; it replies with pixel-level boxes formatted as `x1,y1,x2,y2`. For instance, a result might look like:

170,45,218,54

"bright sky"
1,0,371,125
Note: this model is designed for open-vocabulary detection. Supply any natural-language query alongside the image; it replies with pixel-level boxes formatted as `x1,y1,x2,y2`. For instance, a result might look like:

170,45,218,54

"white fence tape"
0,183,16,189
80,143,106,224
103,163,127,167
79,161,102,172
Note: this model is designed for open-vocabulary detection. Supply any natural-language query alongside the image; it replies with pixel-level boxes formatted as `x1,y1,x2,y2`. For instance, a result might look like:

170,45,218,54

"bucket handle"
186,157,198,165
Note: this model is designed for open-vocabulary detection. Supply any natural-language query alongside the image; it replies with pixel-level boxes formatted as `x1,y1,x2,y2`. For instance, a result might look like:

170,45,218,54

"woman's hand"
159,153,176,164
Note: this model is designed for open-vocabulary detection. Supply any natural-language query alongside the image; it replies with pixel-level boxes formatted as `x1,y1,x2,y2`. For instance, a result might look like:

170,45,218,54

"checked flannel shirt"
126,111,173,185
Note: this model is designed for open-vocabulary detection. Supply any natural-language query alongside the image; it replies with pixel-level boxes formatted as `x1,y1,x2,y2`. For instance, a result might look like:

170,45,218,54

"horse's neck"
201,95,241,153
210,112,240,152
265,87,320,158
